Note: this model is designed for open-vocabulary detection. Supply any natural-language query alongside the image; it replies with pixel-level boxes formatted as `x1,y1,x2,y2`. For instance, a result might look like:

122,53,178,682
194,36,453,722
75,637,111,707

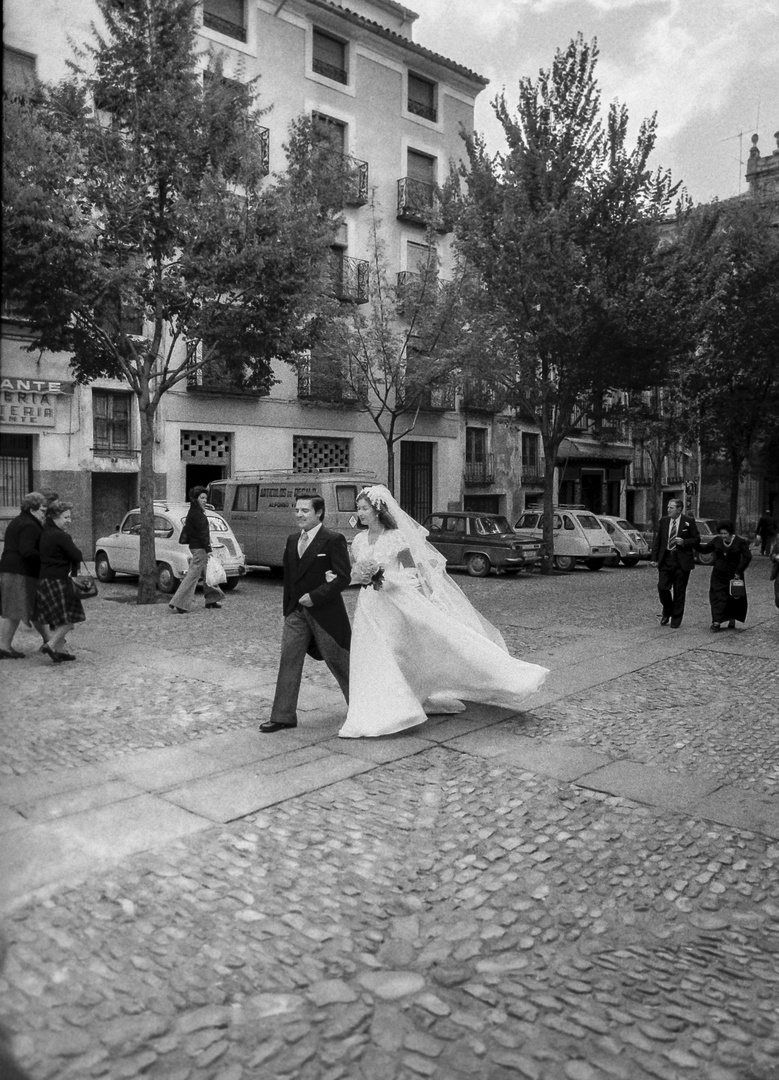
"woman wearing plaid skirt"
34,500,85,663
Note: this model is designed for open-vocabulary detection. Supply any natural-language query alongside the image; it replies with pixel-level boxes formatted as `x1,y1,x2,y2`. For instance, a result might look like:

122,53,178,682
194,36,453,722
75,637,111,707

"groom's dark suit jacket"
651,513,699,573
282,526,352,656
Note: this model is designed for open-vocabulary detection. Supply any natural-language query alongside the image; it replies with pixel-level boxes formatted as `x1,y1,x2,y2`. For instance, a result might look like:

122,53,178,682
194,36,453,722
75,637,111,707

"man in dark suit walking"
650,498,700,628
260,496,351,733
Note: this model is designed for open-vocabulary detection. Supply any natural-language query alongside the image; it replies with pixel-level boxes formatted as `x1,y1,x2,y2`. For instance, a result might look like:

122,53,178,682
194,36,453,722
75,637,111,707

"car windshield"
474,516,511,535
616,520,635,531
576,514,602,530
179,514,229,533
516,513,540,529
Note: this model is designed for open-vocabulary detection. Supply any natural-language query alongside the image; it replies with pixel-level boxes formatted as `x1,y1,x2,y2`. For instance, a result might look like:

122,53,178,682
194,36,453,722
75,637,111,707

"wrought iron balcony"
521,464,544,484
202,11,246,42
397,177,435,224
342,155,368,205
408,99,437,123
259,126,270,177
461,380,501,413
398,381,456,412
631,467,652,487
297,366,365,405
464,456,496,485
331,256,369,304
312,58,347,85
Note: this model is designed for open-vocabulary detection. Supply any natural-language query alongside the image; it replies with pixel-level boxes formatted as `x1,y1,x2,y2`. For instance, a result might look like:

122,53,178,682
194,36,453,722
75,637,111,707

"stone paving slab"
326,732,437,764
577,759,724,811
0,760,121,805
14,778,142,823
690,783,779,839
109,744,227,791
162,747,373,822
448,728,612,781
0,794,209,904
0,804,26,834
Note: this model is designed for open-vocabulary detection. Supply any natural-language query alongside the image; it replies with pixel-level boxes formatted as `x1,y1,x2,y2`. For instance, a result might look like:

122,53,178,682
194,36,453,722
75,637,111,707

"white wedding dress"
338,529,549,738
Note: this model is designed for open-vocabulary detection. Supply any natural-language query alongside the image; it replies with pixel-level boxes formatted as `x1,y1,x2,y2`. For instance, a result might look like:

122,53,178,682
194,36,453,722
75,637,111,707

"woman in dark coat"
34,500,85,662
0,491,53,658
168,486,225,614
698,521,752,631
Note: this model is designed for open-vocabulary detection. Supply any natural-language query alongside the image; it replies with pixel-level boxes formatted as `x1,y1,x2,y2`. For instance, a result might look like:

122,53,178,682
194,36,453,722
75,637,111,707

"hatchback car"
694,518,721,565
94,502,247,593
423,512,544,577
513,507,617,571
598,516,651,567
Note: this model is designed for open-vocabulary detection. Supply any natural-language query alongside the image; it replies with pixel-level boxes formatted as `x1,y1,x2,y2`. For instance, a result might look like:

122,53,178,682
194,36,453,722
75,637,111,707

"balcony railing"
408,99,437,123
464,456,495,485
186,366,263,396
332,256,369,304
258,126,270,177
398,381,456,412
521,464,544,484
631,467,652,487
297,367,365,405
341,155,368,205
397,177,435,225
461,380,501,413
202,11,246,42
312,58,347,85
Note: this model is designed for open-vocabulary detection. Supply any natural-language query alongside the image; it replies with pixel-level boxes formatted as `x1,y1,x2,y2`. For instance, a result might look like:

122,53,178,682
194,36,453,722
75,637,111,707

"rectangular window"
406,240,434,275
407,149,435,183
203,0,246,41
313,112,346,153
466,428,487,464
0,434,33,508
407,73,437,122
93,391,132,455
233,484,259,512
522,433,540,468
335,485,358,512
313,29,347,85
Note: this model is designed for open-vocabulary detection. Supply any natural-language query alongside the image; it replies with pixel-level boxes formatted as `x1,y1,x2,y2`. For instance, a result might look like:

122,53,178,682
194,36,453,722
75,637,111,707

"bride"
338,485,549,739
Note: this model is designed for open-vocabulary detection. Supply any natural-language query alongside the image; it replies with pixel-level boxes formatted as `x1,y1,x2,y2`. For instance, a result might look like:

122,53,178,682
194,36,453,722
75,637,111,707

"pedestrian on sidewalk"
33,500,85,662
768,534,779,609
168,486,224,614
698,521,752,631
0,492,54,659
755,509,777,556
650,498,700,628
338,486,548,739
260,495,351,733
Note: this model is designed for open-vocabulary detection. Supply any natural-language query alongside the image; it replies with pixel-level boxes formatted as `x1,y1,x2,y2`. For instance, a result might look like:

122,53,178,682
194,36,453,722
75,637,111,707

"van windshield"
207,485,225,511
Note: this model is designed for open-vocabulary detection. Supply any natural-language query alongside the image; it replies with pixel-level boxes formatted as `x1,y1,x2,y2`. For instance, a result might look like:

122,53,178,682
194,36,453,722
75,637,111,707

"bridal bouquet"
352,556,385,590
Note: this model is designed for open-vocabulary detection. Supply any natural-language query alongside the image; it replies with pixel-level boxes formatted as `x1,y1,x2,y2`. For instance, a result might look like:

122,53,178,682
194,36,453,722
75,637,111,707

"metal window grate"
293,436,350,474
180,431,232,462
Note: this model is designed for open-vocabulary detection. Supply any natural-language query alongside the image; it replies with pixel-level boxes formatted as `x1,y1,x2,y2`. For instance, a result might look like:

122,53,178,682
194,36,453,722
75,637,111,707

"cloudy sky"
412,0,779,205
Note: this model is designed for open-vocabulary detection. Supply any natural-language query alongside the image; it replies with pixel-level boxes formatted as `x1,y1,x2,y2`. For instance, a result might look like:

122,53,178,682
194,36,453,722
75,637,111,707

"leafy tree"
2,0,343,602
310,208,466,494
452,35,680,569
675,198,779,521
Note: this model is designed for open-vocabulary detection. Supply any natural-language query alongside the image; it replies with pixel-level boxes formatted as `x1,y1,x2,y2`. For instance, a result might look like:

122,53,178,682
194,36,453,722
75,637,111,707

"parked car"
423,512,544,577
598,516,651,567
513,506,617,571
94,502,247,593
694,518,721,565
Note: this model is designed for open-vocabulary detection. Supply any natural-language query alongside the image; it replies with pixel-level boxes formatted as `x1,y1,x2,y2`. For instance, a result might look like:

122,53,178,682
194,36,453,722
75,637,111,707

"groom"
260,496,351,733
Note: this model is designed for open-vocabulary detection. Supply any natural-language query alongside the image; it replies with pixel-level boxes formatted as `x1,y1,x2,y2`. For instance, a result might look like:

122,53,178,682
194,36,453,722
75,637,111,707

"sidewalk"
1,566,777,1080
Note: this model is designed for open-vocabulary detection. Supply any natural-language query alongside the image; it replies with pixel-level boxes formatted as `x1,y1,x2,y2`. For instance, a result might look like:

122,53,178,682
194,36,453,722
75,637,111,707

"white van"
207,471,376,571
513,505,618,571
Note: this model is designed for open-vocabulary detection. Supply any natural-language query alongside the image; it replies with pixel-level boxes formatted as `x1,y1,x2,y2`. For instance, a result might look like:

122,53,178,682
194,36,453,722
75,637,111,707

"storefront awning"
557,437,634,463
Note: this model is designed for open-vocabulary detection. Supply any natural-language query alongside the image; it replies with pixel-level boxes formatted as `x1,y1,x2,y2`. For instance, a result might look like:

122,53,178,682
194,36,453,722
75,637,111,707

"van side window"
208,486,225,511
562,515,575,530
552,514,562,529
233,485,259,512
335,485,358,512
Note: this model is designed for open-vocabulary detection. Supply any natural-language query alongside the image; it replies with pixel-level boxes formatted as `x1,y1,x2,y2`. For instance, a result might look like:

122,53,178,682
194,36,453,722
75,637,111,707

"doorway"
92,473,135,551
580,470,605,514
185,463,227,501
400,441,433,522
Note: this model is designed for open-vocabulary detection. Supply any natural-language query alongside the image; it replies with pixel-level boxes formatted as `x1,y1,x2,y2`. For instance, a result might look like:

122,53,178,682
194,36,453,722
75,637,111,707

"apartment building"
2,0,488,549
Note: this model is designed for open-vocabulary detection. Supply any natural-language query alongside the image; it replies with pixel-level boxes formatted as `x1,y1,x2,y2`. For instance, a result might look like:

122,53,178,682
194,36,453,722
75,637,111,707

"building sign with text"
0,377,73,429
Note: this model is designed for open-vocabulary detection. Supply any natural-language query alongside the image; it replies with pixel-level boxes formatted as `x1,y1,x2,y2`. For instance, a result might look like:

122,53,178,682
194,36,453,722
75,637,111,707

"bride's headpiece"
359,485,391,510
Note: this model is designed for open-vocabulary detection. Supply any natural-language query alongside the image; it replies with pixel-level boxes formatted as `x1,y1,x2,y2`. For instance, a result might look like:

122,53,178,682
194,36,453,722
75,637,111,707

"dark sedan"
423,512,544,577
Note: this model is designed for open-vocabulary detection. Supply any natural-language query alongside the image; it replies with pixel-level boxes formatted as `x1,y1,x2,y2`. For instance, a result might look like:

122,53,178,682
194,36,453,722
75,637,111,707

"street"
1,560,778,1080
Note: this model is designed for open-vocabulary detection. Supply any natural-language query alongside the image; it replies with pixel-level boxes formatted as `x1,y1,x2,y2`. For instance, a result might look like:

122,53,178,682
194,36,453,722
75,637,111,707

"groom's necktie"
669,519,678,546
298,530,310,558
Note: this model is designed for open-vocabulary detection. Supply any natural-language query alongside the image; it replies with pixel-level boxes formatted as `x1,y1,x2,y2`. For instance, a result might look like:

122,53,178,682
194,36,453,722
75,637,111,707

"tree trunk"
386,441,395,495
728,450,741,524
540,435,559,575
137,403,158,605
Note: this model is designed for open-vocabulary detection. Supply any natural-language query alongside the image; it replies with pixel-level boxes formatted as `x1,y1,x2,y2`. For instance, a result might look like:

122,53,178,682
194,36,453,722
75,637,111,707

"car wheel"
466,553,491,578
156,562,177,594
585,558,605,571
605,554,621,568
553,555,575,572
621,557,640,567
95,552,116,582
221,577,239,591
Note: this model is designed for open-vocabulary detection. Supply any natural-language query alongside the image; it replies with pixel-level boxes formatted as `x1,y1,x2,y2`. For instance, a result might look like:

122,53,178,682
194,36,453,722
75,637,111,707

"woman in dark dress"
168,486,225,614
698,521,752,631
0,492,53,658
34,500,86,662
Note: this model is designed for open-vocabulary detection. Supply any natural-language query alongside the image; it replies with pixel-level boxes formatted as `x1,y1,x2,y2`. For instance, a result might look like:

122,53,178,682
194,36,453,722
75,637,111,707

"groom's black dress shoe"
259,721,297,733
659,616,670,626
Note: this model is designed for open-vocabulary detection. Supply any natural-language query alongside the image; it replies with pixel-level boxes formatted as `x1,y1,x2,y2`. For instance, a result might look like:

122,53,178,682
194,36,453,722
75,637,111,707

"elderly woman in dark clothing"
168,486,225,614
0,492,53,658
698,520,752,631
34,500,85,662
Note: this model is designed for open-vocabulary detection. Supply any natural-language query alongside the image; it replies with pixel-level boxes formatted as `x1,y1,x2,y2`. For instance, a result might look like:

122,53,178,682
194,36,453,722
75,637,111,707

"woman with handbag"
168,486,225,614
0,491,54,658
697,521,752,631
33,500,86,662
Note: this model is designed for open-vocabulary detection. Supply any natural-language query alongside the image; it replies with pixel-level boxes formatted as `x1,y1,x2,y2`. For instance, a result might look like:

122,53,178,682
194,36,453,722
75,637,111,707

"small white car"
598,516,651,567
513,506,617,571
94,502,247,593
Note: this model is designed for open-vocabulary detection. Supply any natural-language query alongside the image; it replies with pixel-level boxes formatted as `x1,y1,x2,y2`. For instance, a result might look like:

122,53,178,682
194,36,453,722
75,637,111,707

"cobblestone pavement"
1,559,778,1080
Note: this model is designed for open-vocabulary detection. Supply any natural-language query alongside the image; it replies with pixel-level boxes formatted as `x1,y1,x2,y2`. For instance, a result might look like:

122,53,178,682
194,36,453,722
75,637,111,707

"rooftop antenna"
718,130,746,194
